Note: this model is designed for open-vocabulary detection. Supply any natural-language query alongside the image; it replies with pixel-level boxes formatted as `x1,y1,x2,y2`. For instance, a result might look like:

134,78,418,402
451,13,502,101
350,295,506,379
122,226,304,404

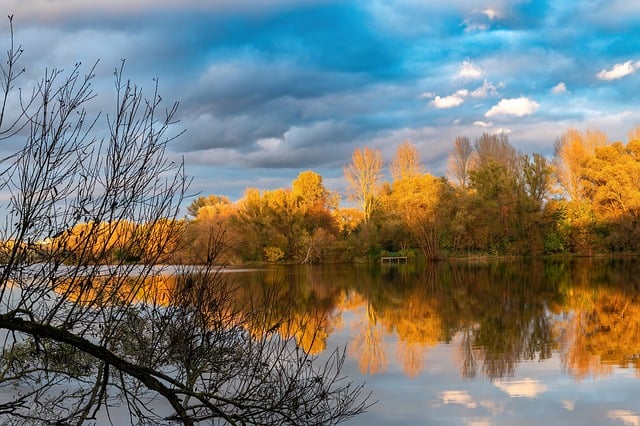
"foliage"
178,127,640,262
264,246,285,262
343,147,383,224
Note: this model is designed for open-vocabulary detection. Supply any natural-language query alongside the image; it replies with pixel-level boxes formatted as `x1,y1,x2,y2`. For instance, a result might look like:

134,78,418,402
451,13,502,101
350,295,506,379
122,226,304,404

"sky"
3,0,640,203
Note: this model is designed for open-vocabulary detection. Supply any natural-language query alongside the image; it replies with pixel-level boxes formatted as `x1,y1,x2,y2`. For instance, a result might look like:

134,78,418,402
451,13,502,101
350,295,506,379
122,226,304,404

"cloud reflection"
494,378,547,398
441,390,476,408
608,410,640,426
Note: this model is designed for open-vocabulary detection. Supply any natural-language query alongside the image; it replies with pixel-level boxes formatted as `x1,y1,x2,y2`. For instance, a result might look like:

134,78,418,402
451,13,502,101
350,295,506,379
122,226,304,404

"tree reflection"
556,260,640,379
201,259,640,383
349,295,387,375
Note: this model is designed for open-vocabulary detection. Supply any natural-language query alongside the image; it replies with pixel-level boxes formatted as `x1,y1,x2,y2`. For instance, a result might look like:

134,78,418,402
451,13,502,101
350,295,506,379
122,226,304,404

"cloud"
597,60,640,80
551,82,567,94
4,0,313,21
256,137,282,151
431,91,466,109
468,421,491,426
456,60,484,80
430,84,496,109
485,97,539,117
441,390,476,408
494,378,547,398
473,120,492,127
470,80,501,98
463,10,497,32
431,94,463,108
481,8,500,20
608,410,639,426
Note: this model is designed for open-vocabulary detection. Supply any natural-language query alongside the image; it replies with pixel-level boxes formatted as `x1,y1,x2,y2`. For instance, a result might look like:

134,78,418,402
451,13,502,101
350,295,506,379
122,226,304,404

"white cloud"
608,410,639,426
485,97,539,117
431,94,465,109
441,390,476,408
473,120,492,127
597,60,640,80
551,82,567,94
456,60,484,80
481,8,500,20
419,91,435,98
430,89,470,109
494,378,547,398
471,80,500,98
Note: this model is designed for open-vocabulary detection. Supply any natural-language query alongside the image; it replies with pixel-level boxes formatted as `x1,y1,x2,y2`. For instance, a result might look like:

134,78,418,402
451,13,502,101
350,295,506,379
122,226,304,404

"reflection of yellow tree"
384,292,444,378
349,293,386,375
558,287,640,379
55,273,176,307
456,328,478,379
279,312,332,356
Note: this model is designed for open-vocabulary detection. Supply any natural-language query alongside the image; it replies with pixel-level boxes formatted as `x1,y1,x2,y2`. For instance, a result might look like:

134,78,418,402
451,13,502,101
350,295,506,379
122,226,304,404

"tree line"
182,127,640,263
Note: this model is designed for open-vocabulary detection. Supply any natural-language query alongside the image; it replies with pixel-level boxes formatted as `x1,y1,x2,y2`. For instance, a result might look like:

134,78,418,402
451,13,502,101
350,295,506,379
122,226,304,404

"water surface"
233,259,640,425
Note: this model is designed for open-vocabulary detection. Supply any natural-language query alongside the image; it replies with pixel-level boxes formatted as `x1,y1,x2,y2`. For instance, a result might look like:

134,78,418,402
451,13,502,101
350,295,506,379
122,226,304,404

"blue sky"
4,0,640,202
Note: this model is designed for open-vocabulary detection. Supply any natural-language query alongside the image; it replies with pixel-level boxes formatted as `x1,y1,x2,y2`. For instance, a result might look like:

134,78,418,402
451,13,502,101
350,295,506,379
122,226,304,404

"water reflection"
61,259,640,384
230,259,640,382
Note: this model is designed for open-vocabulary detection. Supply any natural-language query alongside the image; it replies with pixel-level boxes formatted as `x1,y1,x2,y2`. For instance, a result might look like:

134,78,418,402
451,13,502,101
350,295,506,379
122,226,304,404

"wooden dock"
380,256,408,264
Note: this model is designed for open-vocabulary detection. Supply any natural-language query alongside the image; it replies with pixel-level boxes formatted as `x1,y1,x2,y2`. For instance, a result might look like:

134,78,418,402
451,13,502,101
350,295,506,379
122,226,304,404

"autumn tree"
186,194,231,218
390,141,424,182
474,132,519,174
385,174,454,259
292,170,328,209
291,170,340,262
344,147,383,224
553,128,607,201
0,19,369,424
581,141,640,219
447,136,474,188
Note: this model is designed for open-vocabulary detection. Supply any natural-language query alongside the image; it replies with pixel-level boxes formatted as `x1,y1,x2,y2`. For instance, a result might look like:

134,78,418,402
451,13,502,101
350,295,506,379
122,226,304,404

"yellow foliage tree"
386,174,453,259
553,128,607,201
582,141,640,220
344,147,383,224
390,141,424,182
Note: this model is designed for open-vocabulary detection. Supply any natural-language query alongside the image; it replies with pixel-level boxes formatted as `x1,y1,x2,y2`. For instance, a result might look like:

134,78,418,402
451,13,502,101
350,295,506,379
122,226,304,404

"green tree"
521,153,553,206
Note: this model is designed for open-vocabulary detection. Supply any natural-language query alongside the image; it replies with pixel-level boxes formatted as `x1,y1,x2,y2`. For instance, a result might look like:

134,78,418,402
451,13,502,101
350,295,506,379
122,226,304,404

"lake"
232,259,640,425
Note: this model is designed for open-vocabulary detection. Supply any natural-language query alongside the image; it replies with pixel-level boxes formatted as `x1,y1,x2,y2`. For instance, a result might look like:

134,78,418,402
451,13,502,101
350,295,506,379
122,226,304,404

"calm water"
233,259,640,425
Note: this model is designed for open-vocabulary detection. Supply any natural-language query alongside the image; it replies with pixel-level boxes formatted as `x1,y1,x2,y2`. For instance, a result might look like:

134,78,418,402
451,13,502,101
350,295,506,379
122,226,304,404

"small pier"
380,256,408,265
